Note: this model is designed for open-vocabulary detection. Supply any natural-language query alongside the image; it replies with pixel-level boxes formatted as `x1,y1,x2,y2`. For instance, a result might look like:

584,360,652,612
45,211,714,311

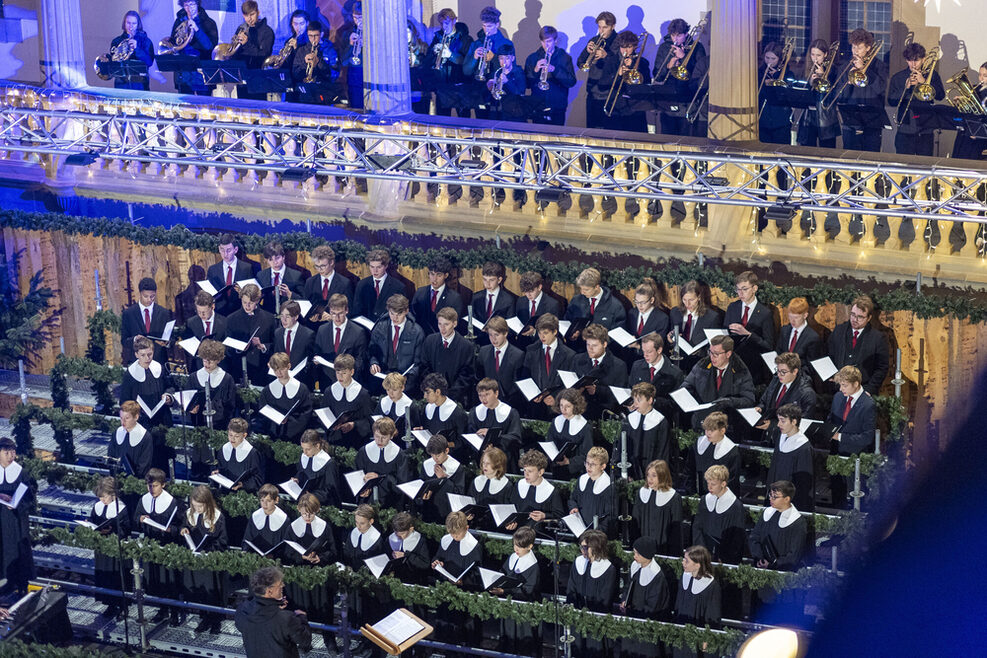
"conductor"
235,566,313,657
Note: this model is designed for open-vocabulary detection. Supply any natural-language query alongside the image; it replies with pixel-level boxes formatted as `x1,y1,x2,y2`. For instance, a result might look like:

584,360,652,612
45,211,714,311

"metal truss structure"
3,84,987,223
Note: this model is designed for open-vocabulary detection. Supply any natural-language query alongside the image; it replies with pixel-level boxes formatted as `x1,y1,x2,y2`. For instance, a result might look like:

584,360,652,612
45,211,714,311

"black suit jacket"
629,356,684,419
368,318,425,389
515,293,565,327
626,307,670,341
829,391,877,455
183,313,228,370
207,259,254,315
669,307,721,373
411,285,467,335
301,273,354,308
522,340,576,391
120,302,174,364
257,267,306,313
226,307,276,369
827,323,890,395
472,287,518,323
475,343,525,404
564,286,626,330
571,351,628,417
723,300,776,384
776,324,824,363
353,274,409,321
421,332,475,401
314,320,368,384
273,324,315,366
758,372,817,419
682,355,756,428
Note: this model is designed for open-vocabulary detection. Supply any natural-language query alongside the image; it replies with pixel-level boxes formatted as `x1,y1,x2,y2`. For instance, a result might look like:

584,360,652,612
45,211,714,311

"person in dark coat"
619,537,672,658
828,365,878,507
420,306,475,401
257,241,306,315
424,8,472,116
169,0,220,94
775,297,823,364
183,291,228,372
314,293,368,388
522,313,576,418
410,256,466,335
120,277,173,365
673,545,722,658
755,352,818,441
577,11,618,129
524,26,576,125
681,335,756,430
0,438,34,597
766,404,816,513
206,233,253,317
235,566,312,658
368,294,425,393
667,281,722,374
475,317,525,408
564,267,626,333
301,245,352,315
471,261,518,331
181,485,228,634
622,279,670,362
226,283,276,386
353,248,410,322
629,332,684,421
231,1,275,70
105,11,154,90
121,336,175,432
515,271,565,348
272,302,315,389
571,322,629,419
89,477,131,619
212,417,264,494
723,271,777,386
110,401,154,479
826,294,890,395
292,21,341,98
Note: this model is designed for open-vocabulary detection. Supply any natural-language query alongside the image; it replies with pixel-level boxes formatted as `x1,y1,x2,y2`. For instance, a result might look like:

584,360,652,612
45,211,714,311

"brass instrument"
946,68,987,115
490,66,506,100
433,31,454,70
822,39,884,110
474,36,493,81
213,22,248,61
304,41,320,83
770,38,795,88
94,38,136,81
686,69,709,124
537,46,553,91
158,17,195,55
581,33,605,72
667,14,710,82
351,27,362,66
603,31,650,117
263,36,297,70
810,41,839,93
896,46,941,127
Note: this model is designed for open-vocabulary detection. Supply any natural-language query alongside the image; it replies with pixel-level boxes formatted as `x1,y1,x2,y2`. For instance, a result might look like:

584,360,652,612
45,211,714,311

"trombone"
810,41,840,93
658,13,710,84
770,38,795,88
822,39,884,110
604,31,650,117
895,46,941,127
686,69,709,124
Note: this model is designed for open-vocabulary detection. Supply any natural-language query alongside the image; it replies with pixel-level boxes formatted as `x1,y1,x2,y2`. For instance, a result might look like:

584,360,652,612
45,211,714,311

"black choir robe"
89,498,131,604
568,472,617,537
259,378,313,442
475,342,525,406
387,529,431,584
723,299,777,386
512,478,566,527
432,531,484,642
545,413,594,480
691,489,746,564
411,284,467,335
295,449,340,506
190,366,237,431
314,319,368,387
0,462,34,593
354,440,409,506
566,556,618,657
136,490,184,595
766,432,815,513
467,401,523,467
469,473,512,529
633,487,684,555
498,550,541,654
749,505,808,571
342,525,384,628
283,516,337,623
693,436,741,492
214,439,264,494
325,380,373,448
120,301,173,364
242,507,289,557
421,331,475,402
181,509,229,607
422,398,469,461
416,455,466,522
109,423,154,479
620,559,672,658
120,360,175,429
374,393,415,438
571,351,628,419
226,307,276,385
621,408,670,480
353,274,409,321
673,574,722,658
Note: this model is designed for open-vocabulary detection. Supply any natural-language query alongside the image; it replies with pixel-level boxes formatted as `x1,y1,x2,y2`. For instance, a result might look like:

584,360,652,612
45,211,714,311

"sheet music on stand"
245,68,293,95
361,607,433,656
199,60,249,85
98,60,149,83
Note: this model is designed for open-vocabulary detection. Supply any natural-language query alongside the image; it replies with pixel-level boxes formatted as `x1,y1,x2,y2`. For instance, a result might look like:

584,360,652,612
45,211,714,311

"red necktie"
775,384,787,408
842,396,852,421
716,368,723,391
852,330,859,349
144,308,151,333
226,266,232,286
593,358,599,367
392,324,400,354
494,348,501,373
431,289,438,312
649,364,656,380
741,306,749,327
789,329,798,353
285,329,292,356
544,345,552,374
590,297,597,315
375,279,381,297
637,316,644,335
531,300,537,317
486,294,494,319
322,278,329,301
683,314,693,341
205,320,211,336
334,326,341,353
443,338,449,349
273,272,280,288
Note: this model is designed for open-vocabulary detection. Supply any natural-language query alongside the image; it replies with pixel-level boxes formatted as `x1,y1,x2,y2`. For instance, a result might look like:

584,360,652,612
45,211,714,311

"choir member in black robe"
235,566,313,658
181,485,228,634
120,277,173,364
674,545,722,658
568,446,617,538
415,434,466,523
490,526,541,654
431,512,484,643
750,480,808,572
633,459,684,555
226,283,276,386
667,281,721,374
421,307,475,402
544,388,594,480
137,469,185,625
571,323,628,418
469,447,513,529
110,401,154,479
314,293,367,388
468,378,523,468
212,418,264,494
120,336,175,432
259,352,313,442
353,417,409,506
182,291,228,372
522,313,576,419
188,339,238,432
342,505,384,644
508,450,566,531
323,354,372,448
273,301,315,389
567,529,618,657
692,465,746,564
766,404,815,512
387,511,431,585
242,485,289,557
0,440,33,597
692,412,741,493
293,430,340,506
621,383,670,479
420,374,470,461
619,537,672,658
621,279,670,363
375,372,415,437
282,494,337,629
89,476,131,618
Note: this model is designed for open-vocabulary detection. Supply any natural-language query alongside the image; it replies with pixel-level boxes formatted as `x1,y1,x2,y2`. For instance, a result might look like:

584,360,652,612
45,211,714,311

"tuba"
94,38,136,80
158,17,195,55
213,23,248,60
263,36,297,69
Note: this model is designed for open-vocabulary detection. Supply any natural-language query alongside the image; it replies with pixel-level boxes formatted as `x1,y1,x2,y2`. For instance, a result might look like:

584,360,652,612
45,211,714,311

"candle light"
95,269,103,310
18,359,27,405
59,336,65,354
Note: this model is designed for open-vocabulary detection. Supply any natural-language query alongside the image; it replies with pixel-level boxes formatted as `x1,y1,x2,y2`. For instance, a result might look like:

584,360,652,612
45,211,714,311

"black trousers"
894,130,934,156
842,126,883,152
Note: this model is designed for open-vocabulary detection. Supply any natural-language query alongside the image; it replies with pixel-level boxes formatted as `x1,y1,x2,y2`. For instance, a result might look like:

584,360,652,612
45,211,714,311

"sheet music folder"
361,607,433,656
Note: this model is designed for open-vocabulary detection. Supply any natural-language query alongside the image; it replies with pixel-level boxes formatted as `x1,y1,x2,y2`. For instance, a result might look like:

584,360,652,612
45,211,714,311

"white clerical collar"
763,504,801,528
704,488,737,514
579,471,611,495
389,530,421,553
778,432,809,453
331,380,362,402
474,401,512,424
631,559,662,586
94,499,125,519
251,506,287,531
639,486,677,506
222,440,254,463
474,473,510,494
509,550,538,573
269,378,301,399
141,490,174,513
116,423,147,447
127,360,162,382
424,455,460,478
426,398,457,422
301,450,331,472
628,409,664,431
365,440,400,463
291,515,327,538
197,367,226,388
350,525,381,550
188,508,221,527
575,555,612,578
554,414,588,435
440,531,479,556
517,478,554,503
683,572,714,594
381,394,413,417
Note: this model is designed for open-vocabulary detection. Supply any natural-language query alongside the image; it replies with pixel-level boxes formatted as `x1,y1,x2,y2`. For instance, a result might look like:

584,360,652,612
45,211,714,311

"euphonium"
213,23,248,61
158,17,194,55
537,46,553,91
946,68,987,115
263,36,297,70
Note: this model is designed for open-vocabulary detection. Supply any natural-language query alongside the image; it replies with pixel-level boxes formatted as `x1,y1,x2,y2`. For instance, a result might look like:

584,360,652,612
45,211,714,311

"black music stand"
763,87,816,110
198,60,248,85
295,81,344,105
912,104,961,133
646,82,689,113
155,54,199,74
244,69,293,95
837,103,891,131
959,112,987,139
95,60,148,84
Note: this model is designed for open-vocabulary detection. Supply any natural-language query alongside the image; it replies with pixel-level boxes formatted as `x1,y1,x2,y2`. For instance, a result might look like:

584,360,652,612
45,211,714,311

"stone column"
361,0,413,222
40,0,85,88
707,0,757,141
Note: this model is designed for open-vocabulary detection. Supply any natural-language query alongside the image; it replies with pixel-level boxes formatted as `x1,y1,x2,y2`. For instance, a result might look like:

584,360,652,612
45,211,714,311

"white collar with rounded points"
128,360,162,382
222,440,253,463
301,450,331,472
682,572,714,594
350,525,381,550
141,490,174,513
628,409,664,431
778,432,809,454
389,530,422,553
440,531,478,556
579,472,611,495
116,423,147,447
639,486,677,507
94,499,126,518
364,441,400,464
517,478,554,504
574,555,612,578
331,380,362,402
474,401,512,424
196,367,226,388
0,461,21,484
290,515,327,538
509,550,538,573
763,504,801,528
269,378,301,399
426,398,458,422
696,436,736,459
473,474,510,495
187,508,221,527
704,488,737,514
381,394,413,417
424,455,460,478
630,559,662,586
251,506,287,531
554,414,588,435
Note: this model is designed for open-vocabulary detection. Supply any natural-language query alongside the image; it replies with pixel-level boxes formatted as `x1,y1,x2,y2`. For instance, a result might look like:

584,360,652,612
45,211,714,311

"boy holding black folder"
467,378,523,468
490,526,541,654
137,468,185,625
431,511,484,645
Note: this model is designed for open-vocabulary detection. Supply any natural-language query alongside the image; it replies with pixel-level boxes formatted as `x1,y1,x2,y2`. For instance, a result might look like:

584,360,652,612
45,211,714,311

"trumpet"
604,31,650,117
263,36,297,70
946,68,987,115
213,22,248,61
94,37,136,80
537,47,553,91
822,39,884,110
304,41,320,83
474,36,493,81
158,17,195,55
490,66,506,100
581,33,606,72
810,41,839,93
895,46,941,127
433,31,453,70
350,27,362,66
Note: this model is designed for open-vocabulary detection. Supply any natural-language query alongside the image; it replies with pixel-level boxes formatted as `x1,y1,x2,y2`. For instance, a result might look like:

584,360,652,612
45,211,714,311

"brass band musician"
169,0,219,95
292,21,341,104
338,1,364,109
577,12,618,129
425,8,472,117
838,28,887,152
601,30,651,133
524,26,576,126
758,42,792,144
654,18,709,137
232,1,275,100
797,40,840,148
888,42,945,156
952,63,987,160
107,11,155,90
